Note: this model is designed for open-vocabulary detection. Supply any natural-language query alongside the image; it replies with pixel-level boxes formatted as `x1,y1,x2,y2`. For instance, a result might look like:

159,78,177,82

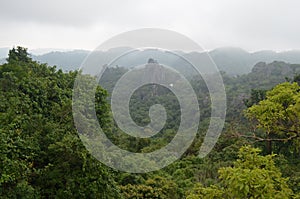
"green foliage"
245,82,300,154
187,146,294,199
1,46,300,198
243,89,267,107
6,46,32,63
219,146,293,198
294,74,300,85
119,175,179,199
0,47,120,198
186,183,224,199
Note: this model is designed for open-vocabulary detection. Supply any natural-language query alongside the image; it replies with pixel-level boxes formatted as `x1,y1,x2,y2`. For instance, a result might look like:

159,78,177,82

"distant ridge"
1,47,300,74
32,50,90,71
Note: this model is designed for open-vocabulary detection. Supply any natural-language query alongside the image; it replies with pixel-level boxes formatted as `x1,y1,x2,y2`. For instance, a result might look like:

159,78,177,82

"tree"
187,146,294,199
294,74,300,85
245,82,300,154
243,89,267,108
119,175,179,199
0,47,121,198
186,183,223,199
6,46,32,63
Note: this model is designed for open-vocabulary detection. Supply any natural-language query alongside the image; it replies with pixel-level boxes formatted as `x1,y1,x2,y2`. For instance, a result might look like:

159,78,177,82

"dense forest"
1,46,300,198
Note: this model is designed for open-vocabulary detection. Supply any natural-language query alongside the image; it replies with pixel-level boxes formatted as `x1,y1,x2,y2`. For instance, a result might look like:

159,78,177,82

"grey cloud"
0,0,146,27
0,0,300,51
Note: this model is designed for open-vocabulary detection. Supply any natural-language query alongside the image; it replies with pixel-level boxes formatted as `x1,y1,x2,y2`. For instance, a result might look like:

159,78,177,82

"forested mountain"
1,47,300,198
2,47,300,75
33,47,300,75
209,47,300,74
31,50,90,71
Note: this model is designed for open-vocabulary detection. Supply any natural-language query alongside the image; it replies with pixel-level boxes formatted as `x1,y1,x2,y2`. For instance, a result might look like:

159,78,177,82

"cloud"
0,0,130,27
0,0,300,51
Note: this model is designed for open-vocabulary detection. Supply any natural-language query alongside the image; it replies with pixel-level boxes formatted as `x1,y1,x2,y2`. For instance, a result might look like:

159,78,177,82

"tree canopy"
245,82,300,154
1,46,300,198
187,146,294,199
0,47,120,198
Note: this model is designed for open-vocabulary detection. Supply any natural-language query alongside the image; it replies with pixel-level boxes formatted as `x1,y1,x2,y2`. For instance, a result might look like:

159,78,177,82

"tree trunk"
266,134,272,154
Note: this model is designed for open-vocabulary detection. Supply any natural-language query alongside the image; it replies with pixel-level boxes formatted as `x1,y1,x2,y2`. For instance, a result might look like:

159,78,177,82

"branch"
235,131,299,143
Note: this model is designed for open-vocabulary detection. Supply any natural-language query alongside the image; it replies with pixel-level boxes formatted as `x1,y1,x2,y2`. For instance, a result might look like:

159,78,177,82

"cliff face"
251,61,300,77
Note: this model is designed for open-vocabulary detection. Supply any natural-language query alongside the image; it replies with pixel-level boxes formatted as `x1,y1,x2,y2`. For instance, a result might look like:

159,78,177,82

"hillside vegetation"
1,47,300,198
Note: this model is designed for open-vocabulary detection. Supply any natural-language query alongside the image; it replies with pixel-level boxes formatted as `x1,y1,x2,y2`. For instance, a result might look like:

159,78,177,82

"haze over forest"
1,46,300,75
1,0,300,198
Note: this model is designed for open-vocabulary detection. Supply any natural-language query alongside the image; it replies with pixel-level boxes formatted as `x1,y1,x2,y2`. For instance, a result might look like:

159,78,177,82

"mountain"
29,48,73,55
208,47,252,74
207,47,300,74
0,47,77,65
32,50,90,71
2,46,300,74
250,61,300,84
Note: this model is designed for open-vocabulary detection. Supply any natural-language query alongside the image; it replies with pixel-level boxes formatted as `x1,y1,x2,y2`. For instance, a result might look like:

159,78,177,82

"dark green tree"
6,46,32,63
0,47,121,198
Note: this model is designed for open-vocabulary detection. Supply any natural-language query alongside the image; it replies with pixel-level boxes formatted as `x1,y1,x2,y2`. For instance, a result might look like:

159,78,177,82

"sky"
1,0,300,52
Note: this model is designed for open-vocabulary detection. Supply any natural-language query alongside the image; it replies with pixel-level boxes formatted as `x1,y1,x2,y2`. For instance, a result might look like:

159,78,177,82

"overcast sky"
1,0,300,52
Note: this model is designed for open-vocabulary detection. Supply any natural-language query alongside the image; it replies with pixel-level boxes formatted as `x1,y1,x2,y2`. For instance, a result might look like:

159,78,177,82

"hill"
1,47,300,74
